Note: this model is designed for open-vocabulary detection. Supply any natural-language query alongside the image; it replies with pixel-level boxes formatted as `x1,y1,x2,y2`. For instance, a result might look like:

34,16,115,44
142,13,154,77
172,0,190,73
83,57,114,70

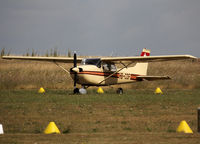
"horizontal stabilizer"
136,75,171,81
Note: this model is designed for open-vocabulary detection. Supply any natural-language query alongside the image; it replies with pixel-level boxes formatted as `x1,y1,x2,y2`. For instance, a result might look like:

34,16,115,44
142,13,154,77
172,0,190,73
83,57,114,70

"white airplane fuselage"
70,62,146,86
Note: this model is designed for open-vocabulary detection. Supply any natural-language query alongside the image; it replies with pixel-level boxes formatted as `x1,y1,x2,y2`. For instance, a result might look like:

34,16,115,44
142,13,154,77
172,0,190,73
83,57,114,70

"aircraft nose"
71,67,79,73
70,67,83,73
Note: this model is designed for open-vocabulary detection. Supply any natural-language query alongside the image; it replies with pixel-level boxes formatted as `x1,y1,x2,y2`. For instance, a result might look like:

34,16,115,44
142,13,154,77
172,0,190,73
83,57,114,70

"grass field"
1,89,200,144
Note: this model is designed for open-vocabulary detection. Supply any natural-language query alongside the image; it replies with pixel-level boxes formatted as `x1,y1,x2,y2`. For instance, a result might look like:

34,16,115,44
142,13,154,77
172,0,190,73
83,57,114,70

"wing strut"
54,61,70,74
98,62,134,85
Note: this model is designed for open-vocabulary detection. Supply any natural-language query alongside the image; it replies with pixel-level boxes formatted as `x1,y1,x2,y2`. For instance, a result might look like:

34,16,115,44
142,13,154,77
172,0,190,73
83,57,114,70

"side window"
102,62,117,72
110,64,117,72
103,63,109,71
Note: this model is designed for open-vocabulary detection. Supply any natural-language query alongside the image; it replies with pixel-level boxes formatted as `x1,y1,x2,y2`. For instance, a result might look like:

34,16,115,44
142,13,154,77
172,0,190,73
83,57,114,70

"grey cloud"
0,0,200,56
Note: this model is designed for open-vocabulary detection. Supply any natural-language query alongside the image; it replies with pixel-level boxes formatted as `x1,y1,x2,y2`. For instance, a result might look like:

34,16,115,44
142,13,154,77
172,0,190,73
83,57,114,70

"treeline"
0,48,72,57
0,48,11,57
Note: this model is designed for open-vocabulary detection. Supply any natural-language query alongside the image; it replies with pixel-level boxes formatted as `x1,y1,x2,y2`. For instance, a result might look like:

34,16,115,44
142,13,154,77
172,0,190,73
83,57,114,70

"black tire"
117,88,123,94
73,88,79,94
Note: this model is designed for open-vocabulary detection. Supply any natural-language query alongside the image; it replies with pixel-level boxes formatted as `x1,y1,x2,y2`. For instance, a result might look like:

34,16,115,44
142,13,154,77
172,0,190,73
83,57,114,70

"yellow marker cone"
38,87,45,93
155,87,163,94
44,122,61,134
176,120,193,133
97,87,104,94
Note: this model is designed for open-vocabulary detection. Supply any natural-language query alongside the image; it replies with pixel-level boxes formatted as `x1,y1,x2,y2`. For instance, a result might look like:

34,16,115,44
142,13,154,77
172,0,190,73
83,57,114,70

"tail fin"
140,48,150,56
125,48,150,75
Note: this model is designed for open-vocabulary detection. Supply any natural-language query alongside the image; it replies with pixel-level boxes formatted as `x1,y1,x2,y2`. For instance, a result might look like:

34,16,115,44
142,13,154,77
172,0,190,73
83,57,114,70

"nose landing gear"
73,86,88,94
73,88,80,94
79,88,87,94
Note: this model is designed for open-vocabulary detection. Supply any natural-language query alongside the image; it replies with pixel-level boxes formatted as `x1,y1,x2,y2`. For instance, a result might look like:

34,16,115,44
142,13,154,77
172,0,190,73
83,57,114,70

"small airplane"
2,48,197,94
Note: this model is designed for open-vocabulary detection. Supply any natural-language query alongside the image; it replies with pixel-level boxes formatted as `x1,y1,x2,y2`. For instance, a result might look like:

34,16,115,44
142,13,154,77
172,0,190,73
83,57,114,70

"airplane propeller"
73,52,78,94
70,52,84,94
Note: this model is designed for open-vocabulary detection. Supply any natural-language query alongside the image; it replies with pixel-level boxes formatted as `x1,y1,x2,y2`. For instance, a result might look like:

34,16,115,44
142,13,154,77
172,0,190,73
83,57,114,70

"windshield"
81,58,101,68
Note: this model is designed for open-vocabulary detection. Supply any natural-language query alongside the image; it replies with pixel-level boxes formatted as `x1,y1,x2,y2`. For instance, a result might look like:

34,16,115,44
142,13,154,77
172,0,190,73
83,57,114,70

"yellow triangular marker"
38,87,45,93
97,87,104,94
176,120,193,133
155,87,163,94
44,122,61,134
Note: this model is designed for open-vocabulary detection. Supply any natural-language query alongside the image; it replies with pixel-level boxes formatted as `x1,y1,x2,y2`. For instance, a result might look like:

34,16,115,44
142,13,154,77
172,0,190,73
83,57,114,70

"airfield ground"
0,58,200,143
0,89,200,144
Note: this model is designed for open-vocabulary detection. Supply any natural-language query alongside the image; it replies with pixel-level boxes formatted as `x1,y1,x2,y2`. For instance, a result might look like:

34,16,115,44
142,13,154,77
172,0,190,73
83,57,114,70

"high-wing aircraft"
2,48,197,94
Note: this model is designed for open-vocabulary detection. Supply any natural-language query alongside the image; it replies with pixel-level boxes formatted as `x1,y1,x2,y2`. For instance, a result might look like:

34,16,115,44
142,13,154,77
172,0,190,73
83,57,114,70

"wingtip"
1,55,9,59
167,76,171,79
185,55,198,59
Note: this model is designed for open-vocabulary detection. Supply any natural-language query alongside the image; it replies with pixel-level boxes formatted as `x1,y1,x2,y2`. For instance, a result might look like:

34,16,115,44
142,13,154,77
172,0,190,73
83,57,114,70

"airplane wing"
2,54,197,63
101,55,197,63
2,56,83,63
136,75,171,81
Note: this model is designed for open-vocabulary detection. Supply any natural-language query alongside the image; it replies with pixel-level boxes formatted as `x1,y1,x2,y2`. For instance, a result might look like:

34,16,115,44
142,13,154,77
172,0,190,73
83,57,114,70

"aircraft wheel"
73,88,79,94
117,88,123,94
79,88,87,94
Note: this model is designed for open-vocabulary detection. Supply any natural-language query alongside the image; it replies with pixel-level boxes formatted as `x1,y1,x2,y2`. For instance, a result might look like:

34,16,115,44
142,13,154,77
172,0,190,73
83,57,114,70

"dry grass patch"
0,58,200,90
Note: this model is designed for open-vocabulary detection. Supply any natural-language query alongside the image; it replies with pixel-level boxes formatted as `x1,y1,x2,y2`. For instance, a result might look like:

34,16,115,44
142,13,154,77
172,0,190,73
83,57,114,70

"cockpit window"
81,58,101,68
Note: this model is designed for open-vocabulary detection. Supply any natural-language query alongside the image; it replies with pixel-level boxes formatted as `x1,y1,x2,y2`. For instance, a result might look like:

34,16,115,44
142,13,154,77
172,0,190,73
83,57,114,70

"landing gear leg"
116,88,123,94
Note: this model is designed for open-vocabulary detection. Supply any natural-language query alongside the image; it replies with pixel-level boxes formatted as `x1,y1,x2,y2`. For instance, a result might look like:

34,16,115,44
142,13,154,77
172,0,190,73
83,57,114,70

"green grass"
0,89,200,143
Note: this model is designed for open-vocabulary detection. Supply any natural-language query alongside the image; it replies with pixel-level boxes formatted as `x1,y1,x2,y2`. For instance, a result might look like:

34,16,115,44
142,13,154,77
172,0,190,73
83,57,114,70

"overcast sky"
0,0,200,56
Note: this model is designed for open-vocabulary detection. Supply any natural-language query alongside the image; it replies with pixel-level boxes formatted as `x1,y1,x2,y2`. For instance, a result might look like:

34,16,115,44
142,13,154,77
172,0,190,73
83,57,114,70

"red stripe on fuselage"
79,71,119,78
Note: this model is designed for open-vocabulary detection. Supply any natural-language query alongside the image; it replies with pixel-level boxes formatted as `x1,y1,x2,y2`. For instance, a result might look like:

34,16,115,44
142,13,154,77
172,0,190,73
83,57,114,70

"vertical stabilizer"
140,48,150,56
126,48,150,75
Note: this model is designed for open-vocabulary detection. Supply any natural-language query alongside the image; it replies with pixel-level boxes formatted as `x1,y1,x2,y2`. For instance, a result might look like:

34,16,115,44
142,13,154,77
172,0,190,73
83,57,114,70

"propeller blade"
73,51,78,94
74,52,77,67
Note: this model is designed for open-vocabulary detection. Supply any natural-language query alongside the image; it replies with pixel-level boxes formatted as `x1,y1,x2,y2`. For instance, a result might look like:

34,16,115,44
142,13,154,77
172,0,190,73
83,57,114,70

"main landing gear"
116,88,123,94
